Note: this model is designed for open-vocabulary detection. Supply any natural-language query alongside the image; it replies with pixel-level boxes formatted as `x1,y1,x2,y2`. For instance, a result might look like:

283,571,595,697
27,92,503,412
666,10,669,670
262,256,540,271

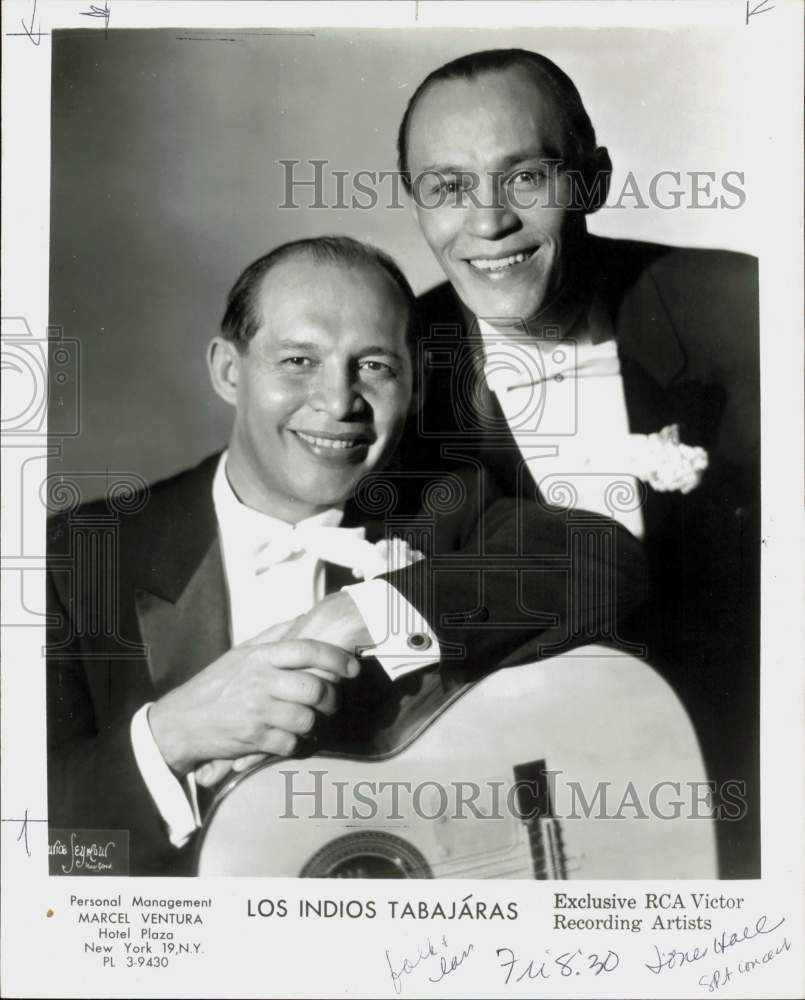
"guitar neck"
514,759,568,880
527,817,568,879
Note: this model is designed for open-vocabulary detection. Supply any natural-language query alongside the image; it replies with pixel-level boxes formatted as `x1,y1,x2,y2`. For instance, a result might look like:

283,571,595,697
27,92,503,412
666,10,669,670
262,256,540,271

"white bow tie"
253,523,380,579
484,338,621,395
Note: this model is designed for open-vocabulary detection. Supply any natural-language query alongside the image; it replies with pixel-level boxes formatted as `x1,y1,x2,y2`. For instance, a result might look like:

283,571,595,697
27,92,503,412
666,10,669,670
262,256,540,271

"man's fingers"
257,639,360,679
185,642,351,775
311,680,339,716
232,753,268,773
268,671,339,714
307,667,339,683
264,699,316,736
195,759,233,787
195,743,285,788
258,729,299,757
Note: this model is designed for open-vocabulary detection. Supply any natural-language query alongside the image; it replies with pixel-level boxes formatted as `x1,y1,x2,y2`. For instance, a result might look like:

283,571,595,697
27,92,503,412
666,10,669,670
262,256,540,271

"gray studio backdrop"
49,26,756,496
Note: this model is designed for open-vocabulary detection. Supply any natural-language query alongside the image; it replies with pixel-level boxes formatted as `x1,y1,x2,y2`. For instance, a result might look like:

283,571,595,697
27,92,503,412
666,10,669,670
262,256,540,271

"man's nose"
309,368,364,420
464,182,520,240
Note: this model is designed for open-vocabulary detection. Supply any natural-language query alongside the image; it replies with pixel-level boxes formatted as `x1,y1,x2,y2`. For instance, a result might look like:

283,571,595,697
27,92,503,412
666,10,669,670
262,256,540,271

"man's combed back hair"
221,235,419,352
397,48,599,192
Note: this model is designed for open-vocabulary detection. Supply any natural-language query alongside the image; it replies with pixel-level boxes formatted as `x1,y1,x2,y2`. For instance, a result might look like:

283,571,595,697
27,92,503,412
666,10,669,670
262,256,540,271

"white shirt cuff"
343,579,440,680
130,703,201,849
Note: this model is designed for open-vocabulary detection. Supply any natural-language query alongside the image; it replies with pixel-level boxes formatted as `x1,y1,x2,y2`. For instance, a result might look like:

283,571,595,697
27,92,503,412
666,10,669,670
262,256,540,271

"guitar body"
197,647,717,878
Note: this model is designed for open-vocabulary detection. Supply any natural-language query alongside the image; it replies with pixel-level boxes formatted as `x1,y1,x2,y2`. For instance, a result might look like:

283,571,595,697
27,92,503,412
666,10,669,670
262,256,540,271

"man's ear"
207,336,242,406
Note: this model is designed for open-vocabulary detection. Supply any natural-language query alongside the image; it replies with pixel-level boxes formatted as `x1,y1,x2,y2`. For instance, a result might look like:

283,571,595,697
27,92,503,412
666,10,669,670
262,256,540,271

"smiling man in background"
395,48,760,877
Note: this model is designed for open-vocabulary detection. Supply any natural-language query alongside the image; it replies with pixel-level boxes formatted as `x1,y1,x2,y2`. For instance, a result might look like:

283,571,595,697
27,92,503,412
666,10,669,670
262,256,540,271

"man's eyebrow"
274,339,320,352
273,339,405,363
358,346,405,362
496,147,564,169
414,148,563,176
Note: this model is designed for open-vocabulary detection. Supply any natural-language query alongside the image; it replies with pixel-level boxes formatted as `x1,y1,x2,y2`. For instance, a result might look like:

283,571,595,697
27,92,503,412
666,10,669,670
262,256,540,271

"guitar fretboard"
514,759,568,879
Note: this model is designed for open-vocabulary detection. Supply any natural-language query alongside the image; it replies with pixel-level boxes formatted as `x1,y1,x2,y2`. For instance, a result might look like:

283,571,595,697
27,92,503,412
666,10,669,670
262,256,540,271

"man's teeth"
295,431,360,450
469,251,534,272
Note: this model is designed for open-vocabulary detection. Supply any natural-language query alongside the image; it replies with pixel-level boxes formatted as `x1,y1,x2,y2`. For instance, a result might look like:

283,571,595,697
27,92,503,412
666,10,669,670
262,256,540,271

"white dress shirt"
131,453,439,847
478,300,646,540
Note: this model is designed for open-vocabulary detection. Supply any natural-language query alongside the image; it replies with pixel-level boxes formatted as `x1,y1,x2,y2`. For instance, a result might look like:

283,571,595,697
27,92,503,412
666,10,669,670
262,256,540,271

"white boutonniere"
638,423,709,494
353,536,426,580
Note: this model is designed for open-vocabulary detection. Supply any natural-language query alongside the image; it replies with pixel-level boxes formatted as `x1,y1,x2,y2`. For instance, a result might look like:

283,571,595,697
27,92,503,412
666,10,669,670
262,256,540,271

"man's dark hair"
397,48,609,211
221,235,419,352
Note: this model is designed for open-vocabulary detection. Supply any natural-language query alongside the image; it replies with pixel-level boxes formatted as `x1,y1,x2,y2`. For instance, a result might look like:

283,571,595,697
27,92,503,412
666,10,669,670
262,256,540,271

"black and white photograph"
2,2,803,998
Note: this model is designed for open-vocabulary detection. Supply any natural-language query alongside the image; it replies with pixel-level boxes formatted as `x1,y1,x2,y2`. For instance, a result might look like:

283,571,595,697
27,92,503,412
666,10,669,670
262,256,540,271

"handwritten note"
386,936,475,994
380,913,792,995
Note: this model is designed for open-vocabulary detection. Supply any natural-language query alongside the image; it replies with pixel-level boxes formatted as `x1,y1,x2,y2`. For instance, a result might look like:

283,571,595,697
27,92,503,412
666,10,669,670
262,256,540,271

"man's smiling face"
220,258,413,522
406,66,583,326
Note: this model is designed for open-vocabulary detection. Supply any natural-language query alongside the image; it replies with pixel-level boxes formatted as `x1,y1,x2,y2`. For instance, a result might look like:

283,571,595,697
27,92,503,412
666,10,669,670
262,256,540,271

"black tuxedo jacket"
411,236,761,875
47,453,647,875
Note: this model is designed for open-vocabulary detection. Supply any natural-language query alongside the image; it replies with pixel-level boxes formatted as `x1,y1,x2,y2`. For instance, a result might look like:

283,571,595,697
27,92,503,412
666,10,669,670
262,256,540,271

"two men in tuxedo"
47,235,647,875
48,45,759,878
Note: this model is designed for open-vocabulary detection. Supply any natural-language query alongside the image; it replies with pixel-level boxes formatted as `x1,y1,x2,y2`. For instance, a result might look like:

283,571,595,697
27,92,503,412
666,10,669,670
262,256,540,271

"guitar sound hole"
329,856,407,879
300,832,432,879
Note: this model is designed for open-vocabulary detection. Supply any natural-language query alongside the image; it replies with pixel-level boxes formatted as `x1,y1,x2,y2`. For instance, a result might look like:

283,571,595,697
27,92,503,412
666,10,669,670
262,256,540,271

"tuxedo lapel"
599,254,706,549
611,273,685,390
135,539,230,695
594,238,712,447
436,300,528,491
130,453,230,695
590,234,686,391
618,354,674,436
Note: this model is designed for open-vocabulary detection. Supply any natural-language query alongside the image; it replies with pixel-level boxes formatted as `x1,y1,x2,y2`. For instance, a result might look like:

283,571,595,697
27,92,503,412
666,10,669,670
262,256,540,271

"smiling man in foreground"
47,235,648,875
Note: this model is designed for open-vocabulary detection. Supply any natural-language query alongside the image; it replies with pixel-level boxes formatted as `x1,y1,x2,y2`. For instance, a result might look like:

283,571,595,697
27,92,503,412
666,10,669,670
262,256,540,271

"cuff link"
407,632,433,651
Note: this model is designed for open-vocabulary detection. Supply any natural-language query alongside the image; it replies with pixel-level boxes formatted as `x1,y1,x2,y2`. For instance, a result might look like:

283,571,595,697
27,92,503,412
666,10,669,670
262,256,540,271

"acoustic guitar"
197,647,717,878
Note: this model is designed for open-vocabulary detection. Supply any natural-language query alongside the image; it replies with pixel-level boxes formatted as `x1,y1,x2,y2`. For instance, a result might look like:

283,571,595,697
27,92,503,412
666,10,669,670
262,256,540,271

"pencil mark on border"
1,809,48,856
19,0,42,46
745,0,775,24
80,1,111,39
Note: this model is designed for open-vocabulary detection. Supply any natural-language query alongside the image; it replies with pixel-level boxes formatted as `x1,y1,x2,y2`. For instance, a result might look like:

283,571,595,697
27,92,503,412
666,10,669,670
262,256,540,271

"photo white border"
2,2,803,997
